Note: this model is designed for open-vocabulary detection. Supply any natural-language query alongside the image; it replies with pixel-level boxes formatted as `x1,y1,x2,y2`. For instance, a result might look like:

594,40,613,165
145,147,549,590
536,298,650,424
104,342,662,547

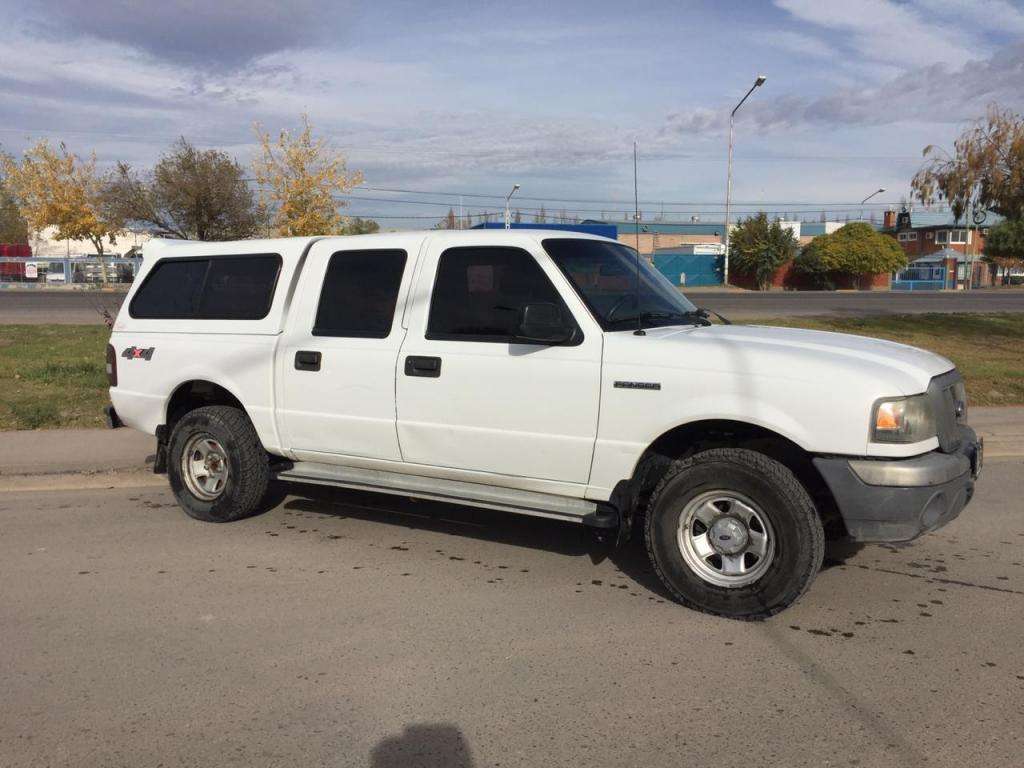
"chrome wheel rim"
677,490,775,588
181,434,230,501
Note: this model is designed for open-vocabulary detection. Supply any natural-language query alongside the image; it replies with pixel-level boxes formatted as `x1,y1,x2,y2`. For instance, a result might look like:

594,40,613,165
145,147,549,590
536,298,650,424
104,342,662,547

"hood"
610,323,954,395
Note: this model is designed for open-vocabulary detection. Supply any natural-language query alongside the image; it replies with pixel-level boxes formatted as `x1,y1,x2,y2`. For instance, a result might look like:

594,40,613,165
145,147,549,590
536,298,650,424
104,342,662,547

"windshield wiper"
607,310,711,329
695,306,731,325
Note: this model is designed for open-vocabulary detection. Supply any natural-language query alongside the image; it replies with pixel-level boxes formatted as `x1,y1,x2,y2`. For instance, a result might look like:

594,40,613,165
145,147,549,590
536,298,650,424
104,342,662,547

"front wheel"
167,405,270,523
645,448,824,619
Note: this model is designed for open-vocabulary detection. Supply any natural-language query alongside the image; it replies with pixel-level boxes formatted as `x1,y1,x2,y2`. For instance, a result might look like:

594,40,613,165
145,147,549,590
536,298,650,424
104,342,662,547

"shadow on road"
371,723,474,768
281,482,675,600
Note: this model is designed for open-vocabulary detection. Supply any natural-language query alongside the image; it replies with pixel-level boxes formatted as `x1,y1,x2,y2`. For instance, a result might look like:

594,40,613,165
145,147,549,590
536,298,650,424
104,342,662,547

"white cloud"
911,0,1024,34
774,0,984,67
766,30,836,59
659,42,1024,137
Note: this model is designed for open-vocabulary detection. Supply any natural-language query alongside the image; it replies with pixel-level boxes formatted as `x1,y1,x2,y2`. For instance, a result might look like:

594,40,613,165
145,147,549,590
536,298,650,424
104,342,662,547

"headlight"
871,394,937,444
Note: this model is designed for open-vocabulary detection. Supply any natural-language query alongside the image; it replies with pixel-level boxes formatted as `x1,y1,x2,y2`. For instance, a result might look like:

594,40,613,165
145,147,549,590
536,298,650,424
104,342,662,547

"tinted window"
198,256,281,319
427,246,575,342
128,259,208,319
543,238,698,331
314,249,407,338
129,254,281,320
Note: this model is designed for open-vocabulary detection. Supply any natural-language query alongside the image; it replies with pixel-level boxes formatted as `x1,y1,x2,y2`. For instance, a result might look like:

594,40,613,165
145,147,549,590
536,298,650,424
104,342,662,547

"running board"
273,461,616,528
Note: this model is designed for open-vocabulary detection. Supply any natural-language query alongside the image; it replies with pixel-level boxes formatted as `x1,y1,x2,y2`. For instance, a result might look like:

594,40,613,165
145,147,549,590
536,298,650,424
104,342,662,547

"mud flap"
153,425,168,474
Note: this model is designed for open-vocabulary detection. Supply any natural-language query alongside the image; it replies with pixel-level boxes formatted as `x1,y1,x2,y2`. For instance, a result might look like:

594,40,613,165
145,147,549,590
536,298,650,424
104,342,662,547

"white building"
29,226,151,257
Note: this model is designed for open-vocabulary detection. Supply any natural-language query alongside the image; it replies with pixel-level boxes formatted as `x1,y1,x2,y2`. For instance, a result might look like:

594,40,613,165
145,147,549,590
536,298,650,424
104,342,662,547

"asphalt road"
2,288,1024,324
3,460,1023,767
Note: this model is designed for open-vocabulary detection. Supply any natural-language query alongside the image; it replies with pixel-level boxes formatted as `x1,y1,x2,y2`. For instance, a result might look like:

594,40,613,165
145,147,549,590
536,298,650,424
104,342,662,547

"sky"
1,0,1023,227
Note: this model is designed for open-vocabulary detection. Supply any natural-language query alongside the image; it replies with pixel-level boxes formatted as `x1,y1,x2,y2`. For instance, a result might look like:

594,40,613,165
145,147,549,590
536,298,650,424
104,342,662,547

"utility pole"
723,75,766,286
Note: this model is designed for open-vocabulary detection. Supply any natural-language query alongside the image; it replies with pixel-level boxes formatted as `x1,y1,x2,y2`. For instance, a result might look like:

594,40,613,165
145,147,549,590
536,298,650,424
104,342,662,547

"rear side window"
128,259,207,318
314,249,407,338
426,246,574,342
129,255,281,320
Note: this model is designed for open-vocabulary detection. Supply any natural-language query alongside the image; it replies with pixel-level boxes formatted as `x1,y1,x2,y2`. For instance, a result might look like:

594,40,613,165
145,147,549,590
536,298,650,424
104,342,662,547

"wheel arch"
617,418,846,540
163,379,248,434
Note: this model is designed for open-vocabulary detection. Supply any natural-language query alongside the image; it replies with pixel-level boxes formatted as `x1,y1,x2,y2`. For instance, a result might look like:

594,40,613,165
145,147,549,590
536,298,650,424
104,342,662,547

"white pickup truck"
107,230,982,618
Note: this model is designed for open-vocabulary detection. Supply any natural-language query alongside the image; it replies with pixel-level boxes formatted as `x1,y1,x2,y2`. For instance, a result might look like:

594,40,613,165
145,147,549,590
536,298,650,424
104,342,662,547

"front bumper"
813,426,982,543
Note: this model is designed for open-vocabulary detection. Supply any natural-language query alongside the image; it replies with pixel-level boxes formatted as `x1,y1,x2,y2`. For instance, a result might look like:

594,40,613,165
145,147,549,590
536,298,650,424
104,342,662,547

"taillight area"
105,343,117,386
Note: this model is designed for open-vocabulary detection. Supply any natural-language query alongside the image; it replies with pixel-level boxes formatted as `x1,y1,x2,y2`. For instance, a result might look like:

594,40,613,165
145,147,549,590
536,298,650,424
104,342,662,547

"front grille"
927,370,964,453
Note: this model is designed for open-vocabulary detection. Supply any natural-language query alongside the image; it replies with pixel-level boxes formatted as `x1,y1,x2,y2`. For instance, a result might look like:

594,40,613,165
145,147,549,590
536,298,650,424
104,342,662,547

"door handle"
405,355,441,378
294,350,322,372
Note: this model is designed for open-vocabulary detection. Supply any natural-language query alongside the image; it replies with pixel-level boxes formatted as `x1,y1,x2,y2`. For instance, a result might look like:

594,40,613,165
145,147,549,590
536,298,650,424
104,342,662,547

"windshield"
542,238,699,331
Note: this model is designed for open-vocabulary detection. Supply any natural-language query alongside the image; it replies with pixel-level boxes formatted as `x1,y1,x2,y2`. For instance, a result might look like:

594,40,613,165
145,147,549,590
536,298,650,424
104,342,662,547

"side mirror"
515,302,573,345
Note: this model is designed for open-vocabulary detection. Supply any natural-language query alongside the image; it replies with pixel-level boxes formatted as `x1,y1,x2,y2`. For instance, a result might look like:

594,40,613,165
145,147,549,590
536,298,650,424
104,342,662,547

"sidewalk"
0,408,1021,488
0,427,154,476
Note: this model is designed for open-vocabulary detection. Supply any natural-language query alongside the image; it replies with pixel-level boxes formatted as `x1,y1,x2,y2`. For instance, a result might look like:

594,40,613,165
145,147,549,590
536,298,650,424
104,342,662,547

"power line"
351,185,906,208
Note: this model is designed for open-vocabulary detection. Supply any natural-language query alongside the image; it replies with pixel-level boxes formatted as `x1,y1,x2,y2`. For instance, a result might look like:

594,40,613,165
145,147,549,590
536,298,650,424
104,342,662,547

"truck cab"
108,230,982,618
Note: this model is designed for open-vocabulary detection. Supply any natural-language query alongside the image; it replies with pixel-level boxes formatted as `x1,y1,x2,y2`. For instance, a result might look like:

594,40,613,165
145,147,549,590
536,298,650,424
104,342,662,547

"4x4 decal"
122,346,155,361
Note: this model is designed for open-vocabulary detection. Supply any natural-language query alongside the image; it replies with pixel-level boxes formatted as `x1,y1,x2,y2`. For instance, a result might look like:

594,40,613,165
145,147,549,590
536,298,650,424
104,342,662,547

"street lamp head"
513,184,521,192
877,187,886,193
754,75,767,87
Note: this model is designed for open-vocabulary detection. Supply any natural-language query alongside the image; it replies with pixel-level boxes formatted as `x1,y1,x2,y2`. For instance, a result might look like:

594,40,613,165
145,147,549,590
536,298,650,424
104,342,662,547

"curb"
0,468,165,493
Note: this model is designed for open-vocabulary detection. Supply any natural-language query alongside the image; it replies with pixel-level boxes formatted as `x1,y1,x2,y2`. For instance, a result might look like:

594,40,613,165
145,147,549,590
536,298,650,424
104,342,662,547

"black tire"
644,448,824,620
167,405,270,523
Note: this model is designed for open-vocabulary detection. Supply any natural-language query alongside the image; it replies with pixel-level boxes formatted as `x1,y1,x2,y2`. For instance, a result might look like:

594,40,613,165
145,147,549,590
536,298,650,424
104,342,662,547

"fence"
0,257,142,287
891,263,948,292
652,252,724,287
890,278,946,291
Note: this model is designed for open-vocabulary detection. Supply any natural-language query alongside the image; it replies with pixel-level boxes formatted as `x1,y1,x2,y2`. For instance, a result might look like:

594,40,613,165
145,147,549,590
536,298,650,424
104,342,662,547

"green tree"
912,105,1024,221
795,222,906,287
103,138,262,241
0,168,29,244
729,213,798,290
343,217,380,235
984,219,1024,278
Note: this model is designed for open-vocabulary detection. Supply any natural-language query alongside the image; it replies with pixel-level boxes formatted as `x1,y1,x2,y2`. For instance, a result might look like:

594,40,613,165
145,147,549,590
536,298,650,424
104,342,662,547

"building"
652,243,725,287
580,220,725,256
882,208,1002,289
27,226,151,258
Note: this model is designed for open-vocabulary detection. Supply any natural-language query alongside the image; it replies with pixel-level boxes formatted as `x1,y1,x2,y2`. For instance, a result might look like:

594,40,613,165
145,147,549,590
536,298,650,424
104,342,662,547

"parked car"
106,231,982,618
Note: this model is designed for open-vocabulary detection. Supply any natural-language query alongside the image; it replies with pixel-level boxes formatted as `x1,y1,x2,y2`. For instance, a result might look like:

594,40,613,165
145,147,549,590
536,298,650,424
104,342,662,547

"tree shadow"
278,482,674,600
371,723,473,768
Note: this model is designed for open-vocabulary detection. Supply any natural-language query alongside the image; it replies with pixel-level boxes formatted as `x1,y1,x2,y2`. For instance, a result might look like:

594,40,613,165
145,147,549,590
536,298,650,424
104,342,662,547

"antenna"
633,141,645,336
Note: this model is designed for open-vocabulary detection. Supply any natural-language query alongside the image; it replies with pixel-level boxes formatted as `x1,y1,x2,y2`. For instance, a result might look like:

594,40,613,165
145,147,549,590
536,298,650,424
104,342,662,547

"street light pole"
723,75,766,286
504,184,520,230
861,188,886,205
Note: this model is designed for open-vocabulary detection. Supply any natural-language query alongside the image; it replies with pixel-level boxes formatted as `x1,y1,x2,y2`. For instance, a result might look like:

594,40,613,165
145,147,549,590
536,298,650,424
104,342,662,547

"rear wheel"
167,405,270,523
644,448,824,619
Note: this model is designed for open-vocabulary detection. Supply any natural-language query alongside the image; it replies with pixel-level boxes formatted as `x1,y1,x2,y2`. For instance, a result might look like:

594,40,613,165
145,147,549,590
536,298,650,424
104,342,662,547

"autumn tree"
2,140,122,254
103,138,261,241
252,115,364,236
795,222,906,288
912,105,1024,221
728,213,798,290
